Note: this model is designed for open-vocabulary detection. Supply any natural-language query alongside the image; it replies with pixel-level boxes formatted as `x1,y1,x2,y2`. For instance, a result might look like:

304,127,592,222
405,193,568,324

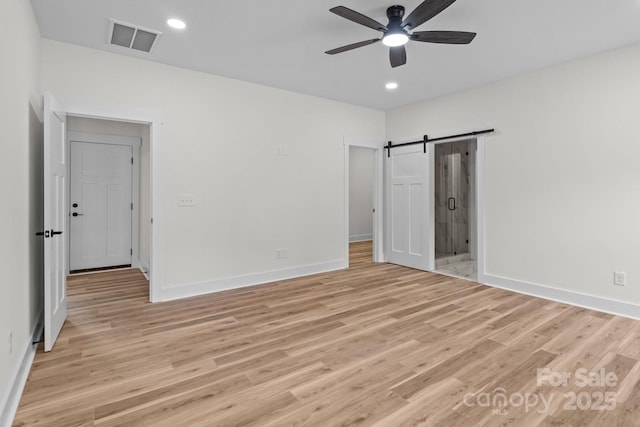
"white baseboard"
349,234,373,243
0,311,43,427
138,260,150,280
483,274,640,321
159,259,348,302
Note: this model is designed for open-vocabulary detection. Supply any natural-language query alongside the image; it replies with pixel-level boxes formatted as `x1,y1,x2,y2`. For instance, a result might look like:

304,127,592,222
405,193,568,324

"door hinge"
131,157,134,165
130,249,133,255
131,202,133,210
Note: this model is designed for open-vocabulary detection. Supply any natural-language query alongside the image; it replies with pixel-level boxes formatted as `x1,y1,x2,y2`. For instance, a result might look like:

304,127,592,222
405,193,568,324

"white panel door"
69,142,133,271
44,93,67,352
385,145,431,270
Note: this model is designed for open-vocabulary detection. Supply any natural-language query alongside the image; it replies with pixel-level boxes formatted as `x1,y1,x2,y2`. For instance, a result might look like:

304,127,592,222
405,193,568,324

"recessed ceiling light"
167,18,186,29
385,82,399,90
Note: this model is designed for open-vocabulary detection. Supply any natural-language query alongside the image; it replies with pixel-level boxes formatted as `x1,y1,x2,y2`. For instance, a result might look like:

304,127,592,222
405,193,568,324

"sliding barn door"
385,145,431,270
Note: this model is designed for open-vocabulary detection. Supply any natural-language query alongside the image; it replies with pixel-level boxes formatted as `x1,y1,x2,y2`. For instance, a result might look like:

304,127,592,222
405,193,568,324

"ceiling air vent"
108,19,161,53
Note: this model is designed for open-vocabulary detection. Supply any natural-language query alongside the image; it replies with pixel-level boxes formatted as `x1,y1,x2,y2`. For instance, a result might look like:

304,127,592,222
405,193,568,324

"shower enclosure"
434,140,476,259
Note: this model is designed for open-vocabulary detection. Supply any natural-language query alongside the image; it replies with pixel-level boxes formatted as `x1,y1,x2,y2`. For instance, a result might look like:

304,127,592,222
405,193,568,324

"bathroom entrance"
434,139,477,280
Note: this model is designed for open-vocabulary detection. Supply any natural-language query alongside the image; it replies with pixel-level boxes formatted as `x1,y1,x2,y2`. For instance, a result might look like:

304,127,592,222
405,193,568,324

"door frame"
47,93,163,302
428,133,487,284
343,139,384,264
66,132,141,273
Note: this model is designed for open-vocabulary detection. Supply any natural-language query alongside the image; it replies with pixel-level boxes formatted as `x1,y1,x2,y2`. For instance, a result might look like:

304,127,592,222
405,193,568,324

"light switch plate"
614,272,626,286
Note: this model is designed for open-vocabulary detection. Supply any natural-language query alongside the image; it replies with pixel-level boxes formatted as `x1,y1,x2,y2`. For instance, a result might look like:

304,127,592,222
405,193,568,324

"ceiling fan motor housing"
386,5,406,32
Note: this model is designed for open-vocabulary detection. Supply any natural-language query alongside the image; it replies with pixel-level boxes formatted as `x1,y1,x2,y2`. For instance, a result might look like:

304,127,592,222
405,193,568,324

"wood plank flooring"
13,241,640,426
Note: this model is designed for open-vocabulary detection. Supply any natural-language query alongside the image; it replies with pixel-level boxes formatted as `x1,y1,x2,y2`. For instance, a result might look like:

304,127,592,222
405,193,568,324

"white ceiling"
31,0,640,111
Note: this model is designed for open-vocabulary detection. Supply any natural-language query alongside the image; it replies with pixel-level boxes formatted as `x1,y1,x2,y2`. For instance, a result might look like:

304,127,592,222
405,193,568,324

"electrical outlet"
8,331,12,355
276,249,289,259
178,194,195,207
614,272,626,286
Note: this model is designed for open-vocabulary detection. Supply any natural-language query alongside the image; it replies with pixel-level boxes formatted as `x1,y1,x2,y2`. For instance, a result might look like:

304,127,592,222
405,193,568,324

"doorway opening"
65,117,151,286
345,144,382,267
433,139,478,280
43,92,161,351
348,146,375,263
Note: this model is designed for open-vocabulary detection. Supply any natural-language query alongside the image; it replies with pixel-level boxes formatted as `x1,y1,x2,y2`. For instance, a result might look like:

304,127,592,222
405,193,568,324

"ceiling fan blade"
330,6,387,32
411,30,476,44
389,46,407,68
402,0,457,30
325,38,381,55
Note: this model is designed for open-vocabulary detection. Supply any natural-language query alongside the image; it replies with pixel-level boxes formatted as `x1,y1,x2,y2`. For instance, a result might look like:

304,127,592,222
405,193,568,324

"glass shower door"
435,142,470,258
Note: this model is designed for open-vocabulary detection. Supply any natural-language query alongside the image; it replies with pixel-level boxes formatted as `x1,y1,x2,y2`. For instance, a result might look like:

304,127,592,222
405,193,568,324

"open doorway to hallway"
66,117,151,281
348,146,376,263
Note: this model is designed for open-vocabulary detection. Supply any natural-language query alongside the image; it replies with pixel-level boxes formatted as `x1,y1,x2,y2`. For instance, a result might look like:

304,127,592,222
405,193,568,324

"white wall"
386,42,640,310
349,147,374,242
42,40,385,298
0,0,43,422
66,117,151,271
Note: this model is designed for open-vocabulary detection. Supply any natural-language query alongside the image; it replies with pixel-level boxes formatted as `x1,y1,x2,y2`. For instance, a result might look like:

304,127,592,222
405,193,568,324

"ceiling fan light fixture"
325,1,476,68
382,32,409,47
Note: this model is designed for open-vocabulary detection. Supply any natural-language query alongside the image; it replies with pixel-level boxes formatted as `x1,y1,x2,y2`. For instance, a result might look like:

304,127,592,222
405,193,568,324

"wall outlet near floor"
8,331,12,355
178,194,195,207
614,272,626,286
276,249,289,259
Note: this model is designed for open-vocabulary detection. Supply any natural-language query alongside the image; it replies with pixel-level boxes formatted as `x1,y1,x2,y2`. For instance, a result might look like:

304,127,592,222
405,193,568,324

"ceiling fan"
325,0,476,68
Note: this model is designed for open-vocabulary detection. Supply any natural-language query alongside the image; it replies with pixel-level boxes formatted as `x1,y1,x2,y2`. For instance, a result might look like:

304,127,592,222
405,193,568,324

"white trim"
49,93,162,302
67,131,141,147
343,138,384,264
159,260,347,302
0,312,43,427
65,131,141,273
476,138,487,284
427,142,436,271
138,259,150,280
349,234,373,243
482,274,640,321
371,146,384,262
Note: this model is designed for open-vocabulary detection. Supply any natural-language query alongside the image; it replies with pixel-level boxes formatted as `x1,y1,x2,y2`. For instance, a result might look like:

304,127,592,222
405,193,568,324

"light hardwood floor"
14,241,640,426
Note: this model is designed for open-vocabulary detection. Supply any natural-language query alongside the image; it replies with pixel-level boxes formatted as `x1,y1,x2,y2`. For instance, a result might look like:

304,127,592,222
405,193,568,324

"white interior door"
44,93,67,352
69,141,133,271
385,145,432,270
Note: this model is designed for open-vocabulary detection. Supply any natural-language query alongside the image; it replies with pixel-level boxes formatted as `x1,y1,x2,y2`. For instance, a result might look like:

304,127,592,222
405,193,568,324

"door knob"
72,212,84,217
51,230,63,236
